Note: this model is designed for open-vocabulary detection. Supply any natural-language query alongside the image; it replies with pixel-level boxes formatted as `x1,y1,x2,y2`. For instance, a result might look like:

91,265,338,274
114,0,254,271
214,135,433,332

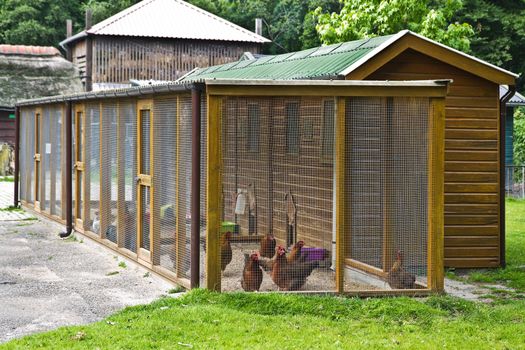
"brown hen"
271,245,318,291
220,231,233,272
260,233,276,259
241,252,263,292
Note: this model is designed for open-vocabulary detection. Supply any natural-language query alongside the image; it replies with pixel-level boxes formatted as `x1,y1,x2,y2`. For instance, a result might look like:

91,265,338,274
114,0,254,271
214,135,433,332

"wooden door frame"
74,104,85,229
136,99,154,264
34,107,42,212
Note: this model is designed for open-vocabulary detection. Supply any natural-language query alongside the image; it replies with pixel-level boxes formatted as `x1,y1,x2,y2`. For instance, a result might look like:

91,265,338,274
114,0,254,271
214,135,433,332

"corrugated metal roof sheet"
179,35,394,82
0,45,61,56
84,0,269,43
179,30,518,83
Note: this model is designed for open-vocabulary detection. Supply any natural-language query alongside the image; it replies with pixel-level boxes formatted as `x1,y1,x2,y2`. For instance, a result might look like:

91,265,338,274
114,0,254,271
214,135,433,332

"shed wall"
0,111,15,145
363,49,500,267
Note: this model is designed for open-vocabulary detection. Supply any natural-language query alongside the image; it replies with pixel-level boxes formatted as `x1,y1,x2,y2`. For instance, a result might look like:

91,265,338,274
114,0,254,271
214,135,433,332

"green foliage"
514,108,525,166
81,0,140,26
456,0,525,90
314,0,474,52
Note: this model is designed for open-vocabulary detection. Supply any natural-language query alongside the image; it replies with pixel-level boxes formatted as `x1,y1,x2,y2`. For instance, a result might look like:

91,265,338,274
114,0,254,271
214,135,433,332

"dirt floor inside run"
220,243,381,292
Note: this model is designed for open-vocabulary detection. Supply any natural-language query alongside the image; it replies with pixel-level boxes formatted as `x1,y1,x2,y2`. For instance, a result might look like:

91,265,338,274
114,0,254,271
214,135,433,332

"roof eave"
59,31,88,49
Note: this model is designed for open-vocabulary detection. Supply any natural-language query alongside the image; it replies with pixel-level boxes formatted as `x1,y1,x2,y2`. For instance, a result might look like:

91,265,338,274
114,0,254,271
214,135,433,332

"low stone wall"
0,143,14,176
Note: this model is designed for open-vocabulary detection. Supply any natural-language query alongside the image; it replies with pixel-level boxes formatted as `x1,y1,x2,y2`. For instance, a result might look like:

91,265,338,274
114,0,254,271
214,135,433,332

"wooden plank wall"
91,36,261,84
0,112,15,145
366,49,501,267
222,97,333,249
72,40,87,85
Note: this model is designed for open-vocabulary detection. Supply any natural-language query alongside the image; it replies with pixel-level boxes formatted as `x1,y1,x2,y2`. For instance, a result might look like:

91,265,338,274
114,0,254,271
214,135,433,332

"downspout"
14,106,20,208
499,85,516,268
59,101,73,238
190,86,202,288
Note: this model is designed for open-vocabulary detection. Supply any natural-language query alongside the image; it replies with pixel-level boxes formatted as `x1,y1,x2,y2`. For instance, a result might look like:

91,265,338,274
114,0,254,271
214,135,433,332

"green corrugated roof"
179,34,396,82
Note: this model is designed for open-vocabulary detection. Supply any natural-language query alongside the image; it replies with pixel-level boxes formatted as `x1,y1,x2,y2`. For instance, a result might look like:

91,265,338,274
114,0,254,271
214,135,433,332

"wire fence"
505,165,525,199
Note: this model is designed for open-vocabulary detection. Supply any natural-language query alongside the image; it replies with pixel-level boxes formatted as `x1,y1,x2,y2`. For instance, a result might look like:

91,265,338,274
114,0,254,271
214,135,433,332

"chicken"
287,240,307,263
220,231,233,272
260,233,276,259
241,252,263,292
271,245,319,291
387,250,416,289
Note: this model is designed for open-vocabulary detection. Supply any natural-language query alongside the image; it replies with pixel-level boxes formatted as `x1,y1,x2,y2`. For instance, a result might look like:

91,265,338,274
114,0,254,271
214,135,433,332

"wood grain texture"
365,49,502,268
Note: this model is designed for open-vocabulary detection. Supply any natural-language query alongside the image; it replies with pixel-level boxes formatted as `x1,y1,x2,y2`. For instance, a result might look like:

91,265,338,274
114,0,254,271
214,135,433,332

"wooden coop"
180,30,518,268
15,79,446,295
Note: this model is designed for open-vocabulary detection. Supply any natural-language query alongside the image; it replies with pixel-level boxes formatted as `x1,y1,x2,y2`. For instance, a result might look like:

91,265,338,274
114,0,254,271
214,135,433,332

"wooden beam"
206,85,448,98
427,97,445,292
335,96,345,293
206,95,222,291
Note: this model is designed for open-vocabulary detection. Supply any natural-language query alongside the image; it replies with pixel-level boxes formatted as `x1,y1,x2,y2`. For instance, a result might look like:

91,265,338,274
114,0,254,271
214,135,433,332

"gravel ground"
0,214,174,343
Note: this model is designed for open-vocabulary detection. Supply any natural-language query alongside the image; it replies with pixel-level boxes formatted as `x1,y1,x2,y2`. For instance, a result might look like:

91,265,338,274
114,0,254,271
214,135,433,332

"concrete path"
0,181,34,221
0,182,174,343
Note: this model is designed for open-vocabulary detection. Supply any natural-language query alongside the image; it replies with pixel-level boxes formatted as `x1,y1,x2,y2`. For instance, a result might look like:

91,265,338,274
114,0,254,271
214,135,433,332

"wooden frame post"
335,97,346,293
14,106,20,208
206,94,222,291
427,97,445,292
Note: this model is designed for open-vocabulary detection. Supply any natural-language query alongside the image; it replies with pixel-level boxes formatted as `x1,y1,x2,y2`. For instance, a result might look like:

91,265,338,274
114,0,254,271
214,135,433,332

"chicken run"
15,80,445,296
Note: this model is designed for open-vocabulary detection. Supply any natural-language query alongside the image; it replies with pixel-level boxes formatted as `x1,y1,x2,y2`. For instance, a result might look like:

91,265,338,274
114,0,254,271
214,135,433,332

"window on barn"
286,102,300,154
321,99,335,162
247,104,260,152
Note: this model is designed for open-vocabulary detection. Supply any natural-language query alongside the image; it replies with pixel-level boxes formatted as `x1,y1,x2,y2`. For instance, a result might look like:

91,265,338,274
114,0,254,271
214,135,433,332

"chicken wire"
19,108,33,204
85,103,101,234
344,97,430,292
220,96,336,292
119,101,137,253
100,101,118,243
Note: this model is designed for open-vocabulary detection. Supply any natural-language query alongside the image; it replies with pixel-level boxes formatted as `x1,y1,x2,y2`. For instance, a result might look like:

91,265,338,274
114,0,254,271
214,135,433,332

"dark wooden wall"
0,110,15,145
88,36,261,85
365,49,501,268
222,97,334,250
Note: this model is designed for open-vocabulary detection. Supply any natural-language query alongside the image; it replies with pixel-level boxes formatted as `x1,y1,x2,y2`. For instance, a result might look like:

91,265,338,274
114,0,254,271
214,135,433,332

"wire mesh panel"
41,107,51,212
53,106,63,218
100,101,118,242
219,96,335,292
200,95,207,287
119,101,137,253
152,96,179,275
19,109,29,203
344,97,430,292
85,103,101,234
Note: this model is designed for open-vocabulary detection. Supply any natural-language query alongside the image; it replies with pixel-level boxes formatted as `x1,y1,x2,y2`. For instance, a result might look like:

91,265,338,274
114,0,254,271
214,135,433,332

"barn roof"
179,30,517,85
61,0,269,47
0,46,83,108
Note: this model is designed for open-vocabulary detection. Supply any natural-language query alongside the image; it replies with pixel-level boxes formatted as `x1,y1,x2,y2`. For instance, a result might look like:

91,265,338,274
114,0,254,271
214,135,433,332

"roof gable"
179,30,517,85
82,0,269,43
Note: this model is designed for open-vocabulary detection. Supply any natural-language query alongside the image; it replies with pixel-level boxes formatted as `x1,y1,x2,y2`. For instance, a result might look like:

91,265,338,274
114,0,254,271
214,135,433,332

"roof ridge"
90,0,155,34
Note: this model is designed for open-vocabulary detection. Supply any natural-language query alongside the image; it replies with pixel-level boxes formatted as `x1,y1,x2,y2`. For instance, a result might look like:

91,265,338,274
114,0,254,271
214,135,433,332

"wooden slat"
445,140,498,150
445,247,499,258
445,236,499,247
445,193,498,204
206,95,222,291
445,225,498,235
446,129,498,140
445,161,497,172
444,257,500,268
445,215,498,225
446,119,498,129
445,204,498,214
335,97,345,293
446,108,497,119
445,183,498,193
428,97,445,292
445,150,497,161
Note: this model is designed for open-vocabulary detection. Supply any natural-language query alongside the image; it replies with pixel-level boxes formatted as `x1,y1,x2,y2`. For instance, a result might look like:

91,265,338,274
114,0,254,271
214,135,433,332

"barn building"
60,0,269,91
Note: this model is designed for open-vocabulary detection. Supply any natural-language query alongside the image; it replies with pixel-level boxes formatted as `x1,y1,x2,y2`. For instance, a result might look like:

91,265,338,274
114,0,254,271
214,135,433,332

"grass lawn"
2,290,525,350
447,198,525,293
2,199,525,349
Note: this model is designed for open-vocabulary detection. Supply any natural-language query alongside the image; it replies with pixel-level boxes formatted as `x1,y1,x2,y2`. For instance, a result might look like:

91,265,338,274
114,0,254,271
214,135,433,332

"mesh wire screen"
19,109,30,203
344,97,429,291
119,101,137,252
220,96,335,292
139,108,151,251
54,106,63,219
42,107,51,212
200,95,207,287
100,102,118,242
85,103,101,234
152,96,179,275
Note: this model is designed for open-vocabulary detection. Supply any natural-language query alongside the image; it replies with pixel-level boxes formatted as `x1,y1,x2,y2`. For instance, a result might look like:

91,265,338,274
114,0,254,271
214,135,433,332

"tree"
314,0,474,52
514,107,525,166
82,0,141,26
456,0,525,90
0,0,83,46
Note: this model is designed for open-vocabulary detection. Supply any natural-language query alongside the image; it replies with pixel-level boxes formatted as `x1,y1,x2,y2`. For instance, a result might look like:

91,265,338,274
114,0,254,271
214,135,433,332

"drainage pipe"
499,85,516,268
